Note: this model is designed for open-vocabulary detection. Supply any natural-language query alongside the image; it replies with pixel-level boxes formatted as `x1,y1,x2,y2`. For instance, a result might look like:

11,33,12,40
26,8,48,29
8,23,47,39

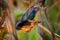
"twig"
38,23,52,35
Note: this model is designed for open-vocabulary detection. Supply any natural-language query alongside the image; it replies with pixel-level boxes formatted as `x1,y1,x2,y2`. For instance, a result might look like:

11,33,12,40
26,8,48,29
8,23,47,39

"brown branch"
45,7,56,40
0,0,8,27
38,23,52,35
0,10,8,28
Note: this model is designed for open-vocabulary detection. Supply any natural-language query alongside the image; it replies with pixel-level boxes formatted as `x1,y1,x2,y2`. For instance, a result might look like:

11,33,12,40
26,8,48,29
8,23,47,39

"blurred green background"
0,0,60,40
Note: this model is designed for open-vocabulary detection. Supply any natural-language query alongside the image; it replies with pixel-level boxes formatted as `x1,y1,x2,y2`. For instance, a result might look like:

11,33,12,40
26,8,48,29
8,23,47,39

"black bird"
16,7,39,30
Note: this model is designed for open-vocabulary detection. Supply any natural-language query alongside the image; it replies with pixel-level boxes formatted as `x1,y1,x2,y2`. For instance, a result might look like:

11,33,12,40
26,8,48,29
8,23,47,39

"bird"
15,6,39,30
